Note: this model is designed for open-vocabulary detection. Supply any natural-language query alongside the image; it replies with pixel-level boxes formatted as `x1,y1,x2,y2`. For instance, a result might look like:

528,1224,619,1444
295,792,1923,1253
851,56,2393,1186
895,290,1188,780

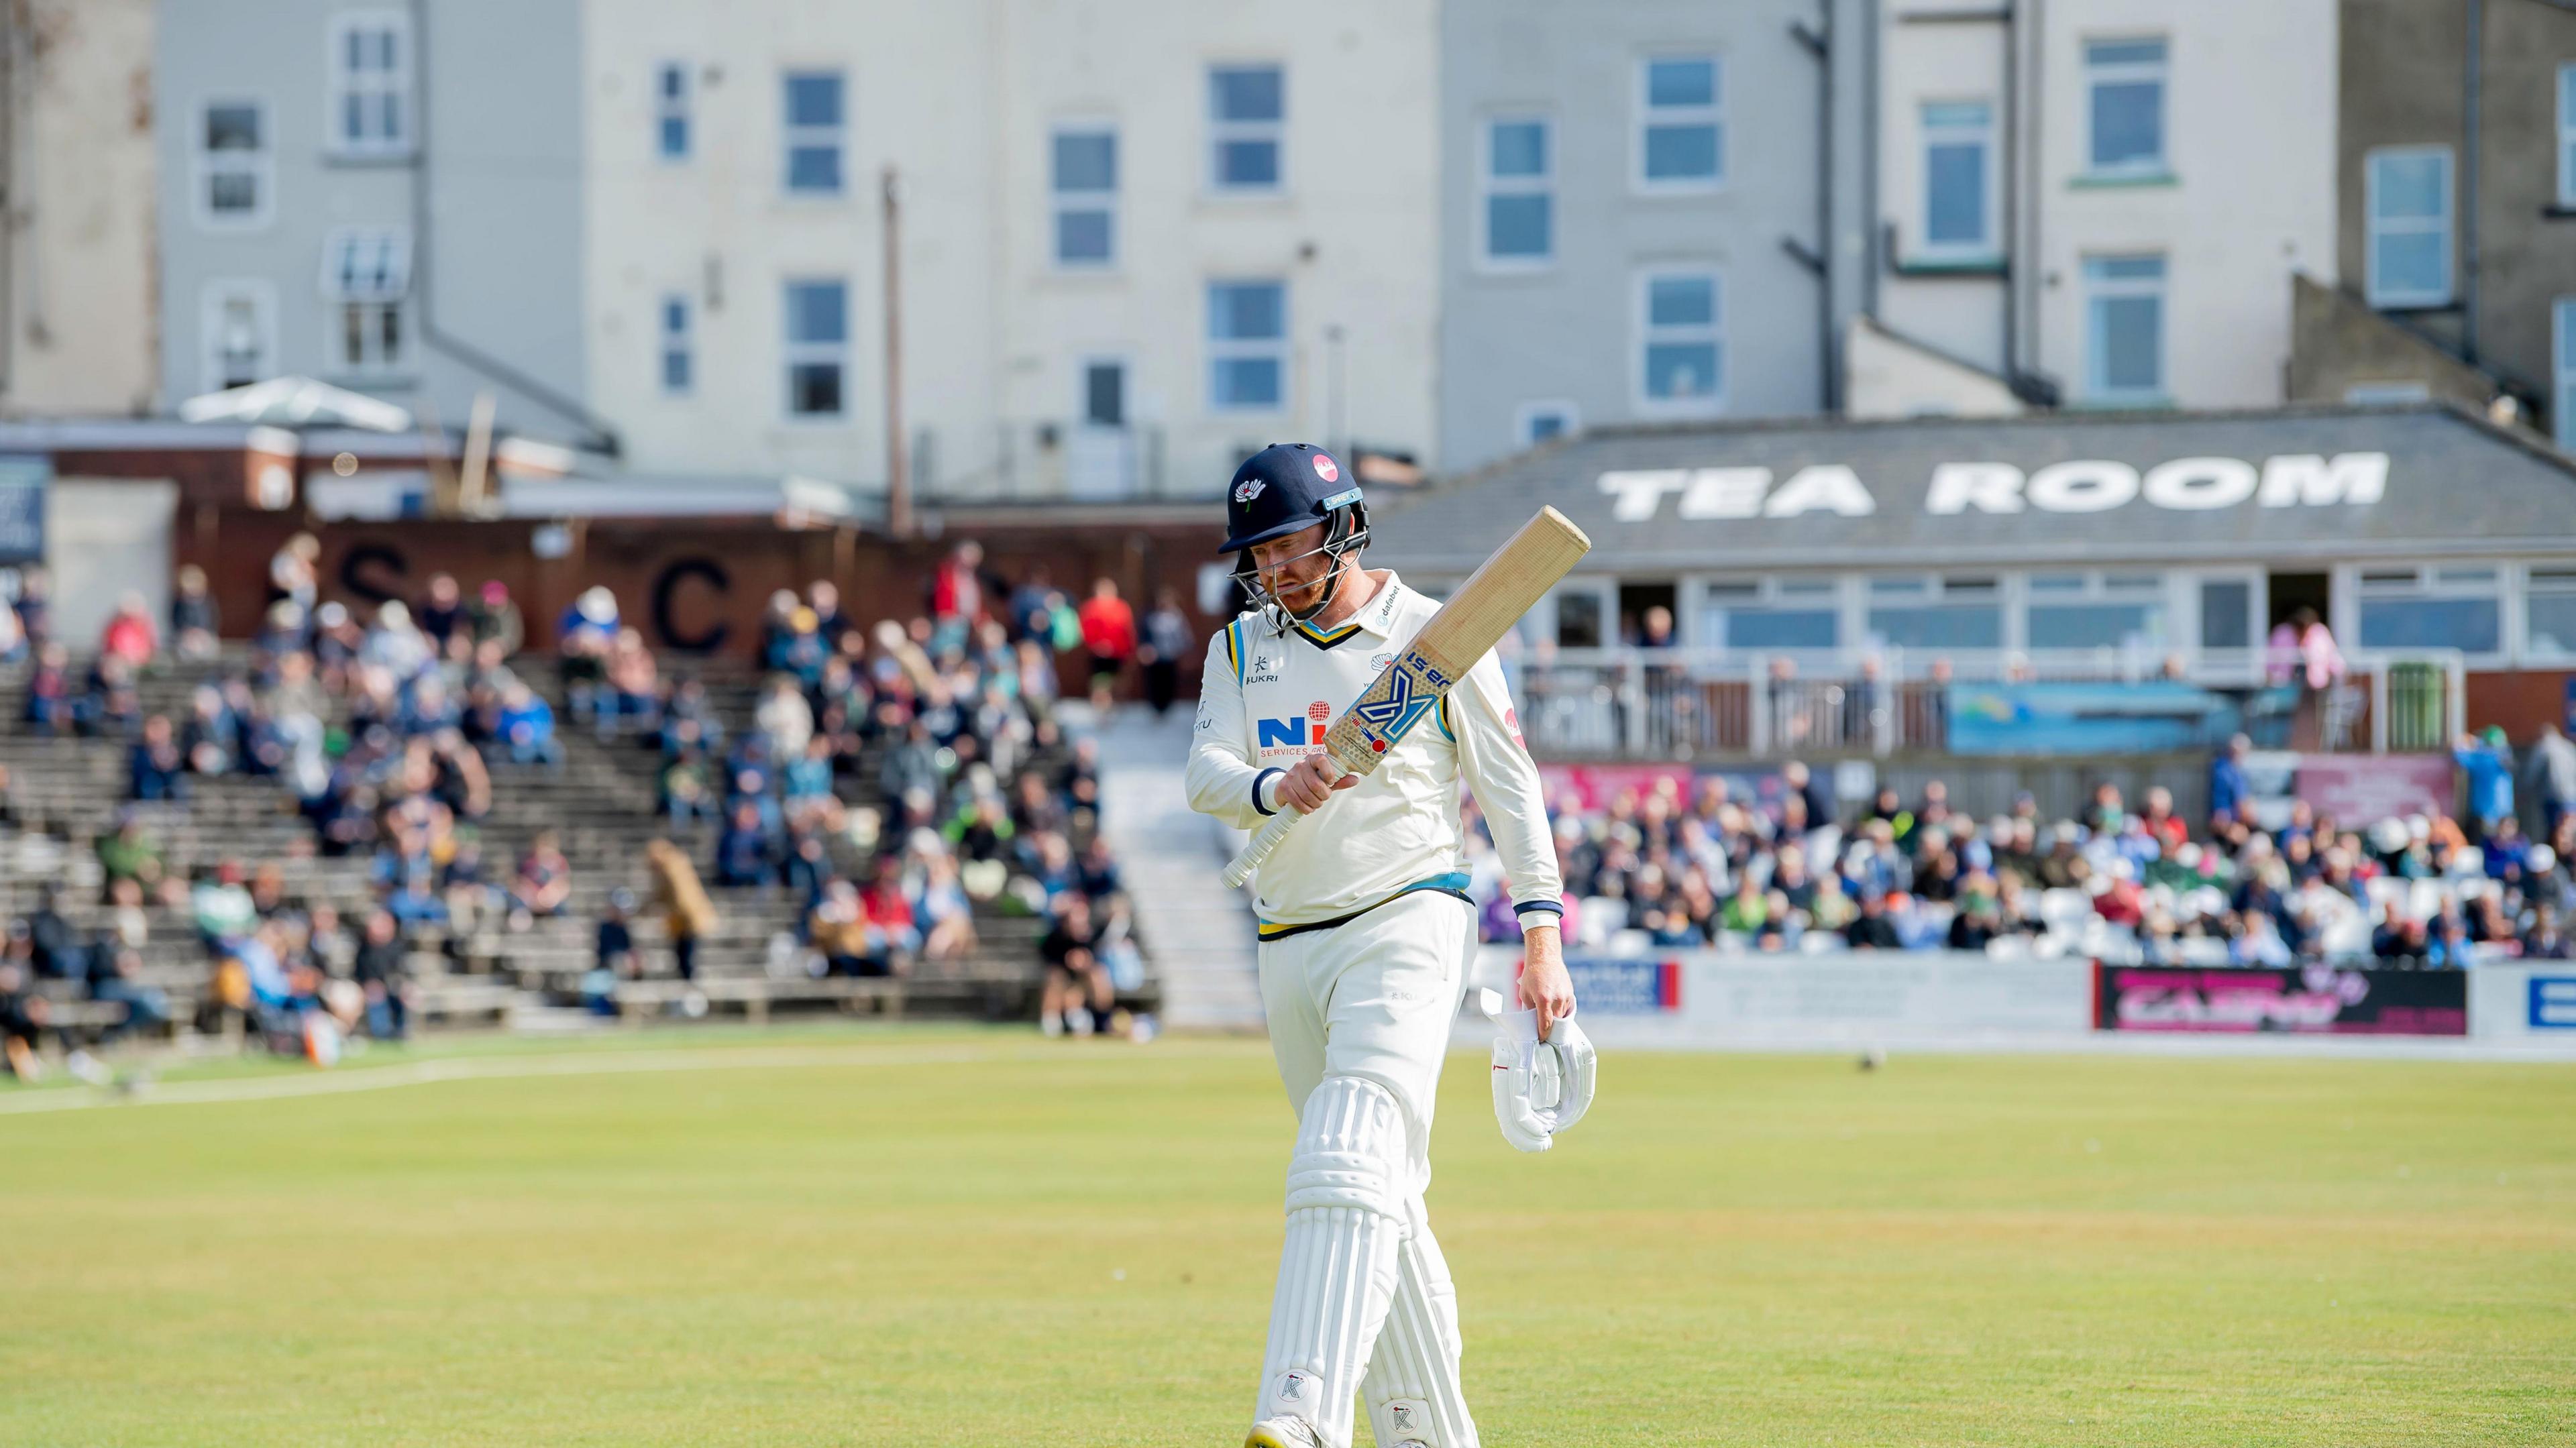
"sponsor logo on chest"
1256,701,1334,760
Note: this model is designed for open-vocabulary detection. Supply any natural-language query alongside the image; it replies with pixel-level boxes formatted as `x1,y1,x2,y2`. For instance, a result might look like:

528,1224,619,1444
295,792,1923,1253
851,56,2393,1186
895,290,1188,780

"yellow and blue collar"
1283,570,1406,653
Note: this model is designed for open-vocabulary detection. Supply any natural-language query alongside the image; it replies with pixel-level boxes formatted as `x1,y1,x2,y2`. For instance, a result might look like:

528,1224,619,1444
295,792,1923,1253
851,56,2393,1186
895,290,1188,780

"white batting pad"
1361,1194,1479,1448
1257,1074,1408,1448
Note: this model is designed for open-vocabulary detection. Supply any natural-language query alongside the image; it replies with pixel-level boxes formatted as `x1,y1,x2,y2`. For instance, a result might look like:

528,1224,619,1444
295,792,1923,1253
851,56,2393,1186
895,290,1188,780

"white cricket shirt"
1186,569,1566,936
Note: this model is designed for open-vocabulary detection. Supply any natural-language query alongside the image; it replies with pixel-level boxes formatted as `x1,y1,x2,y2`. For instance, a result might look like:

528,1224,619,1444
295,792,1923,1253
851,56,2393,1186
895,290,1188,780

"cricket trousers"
1252,890,1480,1448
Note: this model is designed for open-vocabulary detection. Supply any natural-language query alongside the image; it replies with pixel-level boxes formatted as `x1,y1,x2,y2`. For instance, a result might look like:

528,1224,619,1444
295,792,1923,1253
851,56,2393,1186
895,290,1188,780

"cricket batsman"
1186,443,1575,1448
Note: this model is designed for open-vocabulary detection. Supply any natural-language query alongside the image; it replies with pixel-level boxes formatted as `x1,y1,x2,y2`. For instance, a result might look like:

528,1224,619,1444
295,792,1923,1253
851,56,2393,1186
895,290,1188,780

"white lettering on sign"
2258,453,2386,507
1600,452,2391,522
2141,456,2259,510
1762,465,1876,517
2025,460,2138,512
1599,469,1688,520
1678,467,1769,519
1925,462,2025,514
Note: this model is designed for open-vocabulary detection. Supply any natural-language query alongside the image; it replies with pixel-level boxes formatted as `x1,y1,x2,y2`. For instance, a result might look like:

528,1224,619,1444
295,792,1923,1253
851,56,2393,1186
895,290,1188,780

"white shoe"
1067,1005,1095,1037
1040,1012,1064,1038
1244,1417,1322,1448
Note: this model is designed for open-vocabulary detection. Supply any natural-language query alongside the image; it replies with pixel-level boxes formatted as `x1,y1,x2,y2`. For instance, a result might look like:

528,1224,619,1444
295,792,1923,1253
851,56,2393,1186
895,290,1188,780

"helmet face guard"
1233,501,1370,630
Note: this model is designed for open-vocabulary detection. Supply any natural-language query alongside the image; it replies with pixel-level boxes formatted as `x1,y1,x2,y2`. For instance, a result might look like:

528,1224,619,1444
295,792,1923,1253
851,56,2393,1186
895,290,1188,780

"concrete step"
1089,703,1259,1033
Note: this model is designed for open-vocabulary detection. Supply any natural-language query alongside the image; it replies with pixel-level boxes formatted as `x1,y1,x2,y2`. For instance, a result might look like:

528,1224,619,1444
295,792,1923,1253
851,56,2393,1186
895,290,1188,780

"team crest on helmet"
1313,455,1340,483
1234,477,1266,504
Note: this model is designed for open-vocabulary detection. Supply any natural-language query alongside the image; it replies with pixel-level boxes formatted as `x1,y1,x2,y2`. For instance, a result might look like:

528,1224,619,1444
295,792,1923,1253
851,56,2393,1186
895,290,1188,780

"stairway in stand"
1087,701,1263,1032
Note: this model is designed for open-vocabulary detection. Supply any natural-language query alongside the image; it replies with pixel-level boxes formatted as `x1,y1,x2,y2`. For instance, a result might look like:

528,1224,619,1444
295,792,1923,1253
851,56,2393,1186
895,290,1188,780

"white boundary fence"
1458,948,2576,1057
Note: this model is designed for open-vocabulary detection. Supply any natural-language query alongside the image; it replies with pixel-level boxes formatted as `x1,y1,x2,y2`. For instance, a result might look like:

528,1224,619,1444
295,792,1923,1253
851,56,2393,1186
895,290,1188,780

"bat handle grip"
1222,807,1301,890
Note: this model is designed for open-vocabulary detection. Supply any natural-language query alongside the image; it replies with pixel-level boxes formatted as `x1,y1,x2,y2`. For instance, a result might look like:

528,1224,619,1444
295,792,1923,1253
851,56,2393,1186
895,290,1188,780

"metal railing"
920,423,1182,503
1509,647,2468,761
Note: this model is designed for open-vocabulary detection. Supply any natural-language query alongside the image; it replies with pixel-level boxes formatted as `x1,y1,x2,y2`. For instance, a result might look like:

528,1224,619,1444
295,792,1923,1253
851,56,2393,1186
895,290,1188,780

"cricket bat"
1220,505,1591,889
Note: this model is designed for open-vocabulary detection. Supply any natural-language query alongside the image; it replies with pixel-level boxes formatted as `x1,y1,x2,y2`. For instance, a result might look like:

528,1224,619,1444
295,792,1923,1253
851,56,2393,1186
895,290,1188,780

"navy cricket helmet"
1219,443,1365,553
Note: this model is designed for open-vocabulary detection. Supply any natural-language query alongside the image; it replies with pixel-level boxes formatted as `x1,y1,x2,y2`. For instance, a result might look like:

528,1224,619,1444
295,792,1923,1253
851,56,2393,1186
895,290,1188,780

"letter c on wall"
653,557,732,653
338,543,409,605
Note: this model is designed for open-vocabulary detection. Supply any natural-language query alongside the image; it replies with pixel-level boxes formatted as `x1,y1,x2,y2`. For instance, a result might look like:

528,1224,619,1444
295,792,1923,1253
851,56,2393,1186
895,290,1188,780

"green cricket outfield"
3,1025,2571,1446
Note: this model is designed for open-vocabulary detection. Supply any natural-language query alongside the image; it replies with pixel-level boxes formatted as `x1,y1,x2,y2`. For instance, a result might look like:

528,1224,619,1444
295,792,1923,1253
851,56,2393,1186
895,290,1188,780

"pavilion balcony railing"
1507,647,2467,761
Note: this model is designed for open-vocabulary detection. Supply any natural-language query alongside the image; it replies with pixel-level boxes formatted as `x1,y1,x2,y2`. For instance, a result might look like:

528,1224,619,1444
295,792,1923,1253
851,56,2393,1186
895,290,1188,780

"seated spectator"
714,801,776,888
659,677,724,756
1075,833,1124,900
602,628,661,741
508,830,573,925
859,855,918,958
170,565,221,660
191,860,259,950
809,879,888,977
94,813,169,905
83,654,142,736
661,747,716,829
1039,890,1110,1036
783,734,837,818
351,909,413,1040
385,872,450,930
362,600,434,682
1718,875,1768,937
1,960,54,1081
2483,815,2532,883
2524,903,2572,960
99,591,158,669
498,682,563,767
470,579,525,657
784,579,839,648
1945,887,2002,952
417,573,466,651
87,945,170,1043
2373,905,2424,962
23,885,84,981
22,641,70,734
781,831,834,907
596,888,639,984
757,674,815,760
759,590,806,675
910,851,977,962
182,685,239,776
558,586,620,719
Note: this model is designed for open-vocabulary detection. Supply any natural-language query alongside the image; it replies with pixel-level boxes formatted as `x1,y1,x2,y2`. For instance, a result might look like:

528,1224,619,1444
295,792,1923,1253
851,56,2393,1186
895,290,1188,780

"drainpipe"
2000,0,2018,383
1791,11,1835,409
2019,0,2040,381
0,4,15,402
2461,0,2481,364
1862,0,1881,319
407,0,620,455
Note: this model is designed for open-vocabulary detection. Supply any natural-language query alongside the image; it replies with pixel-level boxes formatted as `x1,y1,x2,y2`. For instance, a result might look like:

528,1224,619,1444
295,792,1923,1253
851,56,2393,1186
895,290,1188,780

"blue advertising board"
2528,976,2576,1031
0,456,44,566
1945,680,2264,757
1562,957,1682,1015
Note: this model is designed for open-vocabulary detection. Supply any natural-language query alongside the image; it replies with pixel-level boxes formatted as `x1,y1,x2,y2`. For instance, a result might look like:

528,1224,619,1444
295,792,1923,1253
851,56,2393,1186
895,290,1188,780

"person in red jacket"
99,593,158,669
1075,577,1136,713
929,541,983,654
857,854,918,961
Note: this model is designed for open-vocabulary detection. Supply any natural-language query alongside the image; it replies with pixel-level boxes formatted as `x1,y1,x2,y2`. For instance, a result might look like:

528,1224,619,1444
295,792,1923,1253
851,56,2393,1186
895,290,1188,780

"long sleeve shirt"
1185,571,1565,934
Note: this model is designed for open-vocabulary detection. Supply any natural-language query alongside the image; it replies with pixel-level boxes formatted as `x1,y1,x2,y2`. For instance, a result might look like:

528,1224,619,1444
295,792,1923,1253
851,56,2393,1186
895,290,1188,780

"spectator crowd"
1459,734,2576,970
2,534,1152,1078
